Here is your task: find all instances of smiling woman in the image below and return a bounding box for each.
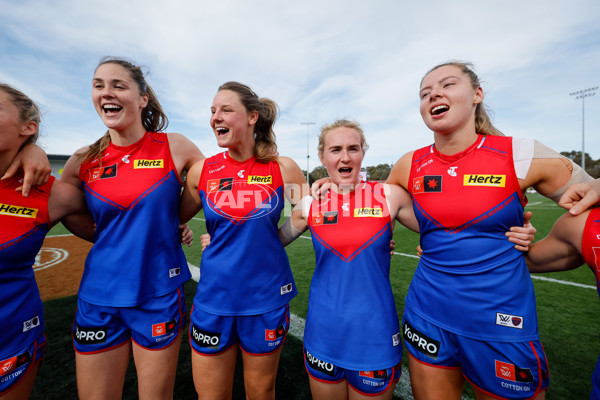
[179,81,309,400]
[56,56,205,400]
[387,61,596,400]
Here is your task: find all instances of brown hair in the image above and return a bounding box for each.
[0,83,41,147]
[217,82,278,163]
[318,119,369,158]
[82,57,169,163]
[422,61,504,136]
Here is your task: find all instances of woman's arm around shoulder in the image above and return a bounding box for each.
[526,210,588,273]
[55,147,96,242]
[180,159,205,223]
[277,156,309,207]
[48,179,95,242]
[167,132,206,177]
[386,151,414,191]
[520,140,592,202]
[278,201,310,247]
[2,143,52,197]
[60,148,87,189]
[384,183,419,233]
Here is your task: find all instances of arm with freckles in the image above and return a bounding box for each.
[57,149,96,242]
[526,211,587,273]
[179,159,204,224]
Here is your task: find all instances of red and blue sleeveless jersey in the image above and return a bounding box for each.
[78,132,190,306]
[0,175,53,356]
[305,182,402,370]
[582,208,600,296]
[405,134,538,341]
[194,152,296,315]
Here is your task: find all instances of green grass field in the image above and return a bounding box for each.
[33,192,599,399]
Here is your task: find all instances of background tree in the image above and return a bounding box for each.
[366,163,393,181]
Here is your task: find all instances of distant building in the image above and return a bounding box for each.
[48,154,70,177]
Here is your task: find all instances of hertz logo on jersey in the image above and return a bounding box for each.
[354,208,383,217]
[133,159,164,169]
[463,174,506,187]
[247,175,272,184]
[0,203,38,218]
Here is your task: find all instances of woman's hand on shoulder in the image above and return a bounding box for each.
[560,179,600,215]
[2,143,51,197]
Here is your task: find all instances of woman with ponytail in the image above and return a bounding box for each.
[59,57,204,399]
[180,82,308,399]
[385,61,594,400]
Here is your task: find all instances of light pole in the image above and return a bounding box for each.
[301,122,315,183]
[570,87,598,171]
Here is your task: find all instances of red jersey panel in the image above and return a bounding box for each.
[582,207,600,291]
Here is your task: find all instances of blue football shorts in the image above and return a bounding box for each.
[304,346,401,395]
[189,303,290,355]
[403,308,549,400]
[73,285,187,354]
[0,332,46,395]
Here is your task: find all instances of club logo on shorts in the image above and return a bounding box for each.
[0,203,38,218]
[305,349,335,377]
[413,175,442,194]
[280,283,293,295]
[392,332,401,347]
[88,164,117,182]
[495,360,533,383]
[0,351,32,377]
[168,267,181,278]
[152,319,177,337]
[22,316,40,332]
[496,313,524,329]
[265,324,285,341]
[74,325,108,345]
[359,370,388,379]
[403,321,440,359]
[190,324,221,349]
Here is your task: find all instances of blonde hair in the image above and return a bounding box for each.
[81,57,169,163]
[318,119,369,158]
[423,61,504,136]
[217,82,278,163]
[0,83,41,147]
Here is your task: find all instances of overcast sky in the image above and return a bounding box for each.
[2,0,599,172]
